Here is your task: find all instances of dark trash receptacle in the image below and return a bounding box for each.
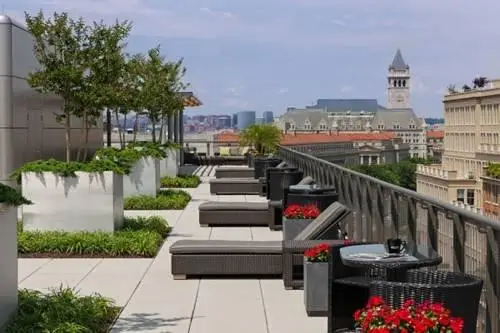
[253,157,282,179]
[268,169,303,202]
[284,185,339,212]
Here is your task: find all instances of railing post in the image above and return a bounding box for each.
[486,228,500,333]
[427,205,439,251]
[452,214,466,273]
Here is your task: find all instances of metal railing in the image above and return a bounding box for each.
[277,145,500,333]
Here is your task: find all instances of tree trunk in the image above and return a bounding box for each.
[83,116,91,161]
[114,109,124,149]
[122,113,128,146]
[76,110,86,162]
[65,110,71,163]
[132,112,139,143]
[151,119,157,143]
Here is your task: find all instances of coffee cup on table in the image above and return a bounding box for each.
[386,238,406,254]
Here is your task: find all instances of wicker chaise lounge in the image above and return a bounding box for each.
[209,161,287,195]
[199,176,314,228]
[170,202,351,280]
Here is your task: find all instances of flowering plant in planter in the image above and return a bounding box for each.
[354,296,464,333]
[283,204,320,219]
[304,243,329,262]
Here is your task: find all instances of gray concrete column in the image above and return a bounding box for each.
[173,111,179,144]
[0,21,14,185]
[167,114,173,142]
[179,109,184,165]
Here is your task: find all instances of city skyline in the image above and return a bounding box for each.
[6,0,500,118]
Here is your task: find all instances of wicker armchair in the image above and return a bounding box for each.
[370,270,483,333]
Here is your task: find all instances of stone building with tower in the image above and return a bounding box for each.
[278,49,427,158]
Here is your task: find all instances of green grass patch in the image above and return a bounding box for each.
[160,175,201,188]
[18,216,171,258]
[124,189,191,210]
[4,287,120,333]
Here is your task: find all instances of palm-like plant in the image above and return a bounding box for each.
[473,77,488,89]
[462,84,471,92]
[239,124,282,155]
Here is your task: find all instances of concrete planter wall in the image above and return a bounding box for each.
[22,171,124,232]
[303,261,329,316]
[283,218,314,240]
[123,157,160,197]
[159,150,178,178]
[0,205,18,327]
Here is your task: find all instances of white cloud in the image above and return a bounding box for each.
[222,98,249,109]
[277,88,288,94]
[331,19,346,26]
[340,85,353,93]
[225,86,245,96]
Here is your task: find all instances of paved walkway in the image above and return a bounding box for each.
[18,177,327,333]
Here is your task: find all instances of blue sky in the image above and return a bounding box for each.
[6,0,500,117]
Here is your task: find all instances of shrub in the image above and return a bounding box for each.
[10,158,128,184]
[0,183,33,206]
[124,189,191,210]
[160,175,201,188]
[123,215,171,237]
[18,216,170,257]
[4,287,119,333]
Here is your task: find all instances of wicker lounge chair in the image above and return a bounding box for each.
[209,161,288,195]
[199,176,314,228]
[215,166,255,179]
[170,201,351,280]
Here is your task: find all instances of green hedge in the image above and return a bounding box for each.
[18,216,171,258]
[4,287,119,333]
[160,175,201,188]
[124,189,191,210]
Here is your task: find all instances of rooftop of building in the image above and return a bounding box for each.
[214,131,395,145]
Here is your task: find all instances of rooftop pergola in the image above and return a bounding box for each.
[180,91,202,107]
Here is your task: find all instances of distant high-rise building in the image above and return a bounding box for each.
[232,113,238,128]
[236,110,256,130]
[262,111,274,124]
[255,117,264,124]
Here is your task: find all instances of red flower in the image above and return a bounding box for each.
[283,204,320,219]
[304,243,329,262]
[353,297,464,333]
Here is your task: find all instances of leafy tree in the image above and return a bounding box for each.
[239,124,282,155]
[138,47,187,143]
[25,11,89,162]
[80,19,131,157]
[462,84,471,92]
[447,84,456,94]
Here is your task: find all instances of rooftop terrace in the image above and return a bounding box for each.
[17,144,500,332]
[18,171,327,333]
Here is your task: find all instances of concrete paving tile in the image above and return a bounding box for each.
[251,227,282,241]
[190,280,267,333]
[18,258,52,282]
[260,280,327,333]
[76,259,152,306]
[111,278,199,333]
[209,227,251,240]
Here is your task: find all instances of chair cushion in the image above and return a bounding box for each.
[219,147,230,156]
[294,202,351,240]
[297,176,314,185]
[170,240,282,254]
[200,202,268,211]
[209,178,259,184]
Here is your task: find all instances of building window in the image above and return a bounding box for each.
[457,189,475,206]
[393,123,401,129]
[377,124,385,130]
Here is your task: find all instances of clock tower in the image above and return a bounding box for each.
[387,49,410,109]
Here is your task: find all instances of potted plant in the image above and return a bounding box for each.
[239,124,283,178]
[0,183,33,326]
[282,204,320,240]
[354,296,464,333]
[303,243,330,316]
